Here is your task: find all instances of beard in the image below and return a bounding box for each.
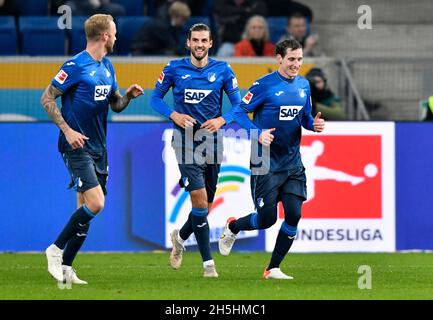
[106,42,114,54]
[191,48,208,61]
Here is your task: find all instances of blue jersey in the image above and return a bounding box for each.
[51,50,118,154]
[152,57,239,126]
[236,71,315,172]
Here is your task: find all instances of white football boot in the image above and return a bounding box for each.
[263,268,294,280]
[218,217,237,256]
[45,244,64,282]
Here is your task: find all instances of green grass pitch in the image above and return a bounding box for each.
[1,252,432,300]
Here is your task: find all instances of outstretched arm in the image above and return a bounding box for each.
[109,84,143,113]
[40,84,89,149]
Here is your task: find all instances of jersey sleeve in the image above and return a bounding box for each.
[232,80,265,133]
[223,63,240,96]
[239,80,266,112]
[154,62,174,95]
[301,84,315,131]
[150,62,175,119]
[51,60,80,93]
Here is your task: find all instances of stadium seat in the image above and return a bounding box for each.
[68,16,88,55]
[19,17,66,56]
[15,0,49,16]
[0,16,17,55]
[111,0,144,16]
[116,16,150,55]
[267,17,288,44]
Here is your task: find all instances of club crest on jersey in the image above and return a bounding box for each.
[105,69,111,77]
[54,69,68,84]
[184,89,212,104]
[94,85,111,101]
[242,91,253,104]
[208,72,216,82]
[298,88,306,98]
[158,71,165,84]
[279,105,303,120]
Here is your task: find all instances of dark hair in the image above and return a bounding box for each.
[187,23,212,40]
[288,12,307,25]
[275,39,302,57]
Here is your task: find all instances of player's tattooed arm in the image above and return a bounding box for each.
[40,84,70,133]
[109,84,143,113]
[41,84,88,149]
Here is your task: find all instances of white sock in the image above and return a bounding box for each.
[62,265,72,271]
[203,259,215,268]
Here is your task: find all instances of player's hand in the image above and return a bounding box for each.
[200,117,226,133]
[64,128,89,149]
[170,111,197,129]
[258,128,276,146]
[313,112,325,132]
[125,84,144,99]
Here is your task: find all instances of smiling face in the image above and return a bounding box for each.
[187,30,213,62]
[277,47,303,79]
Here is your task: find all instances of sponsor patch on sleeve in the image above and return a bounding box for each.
[232,77,238,89]
[242,91,253,104]
[54,69,68,85]
[157,71,165,84]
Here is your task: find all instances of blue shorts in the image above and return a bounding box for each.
[178,163,221,203]
[251,167,307,210]
[61,149,108,195]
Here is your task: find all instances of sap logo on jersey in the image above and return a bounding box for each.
[279,105,303,120]
[94,85,111,101]
[184,89,212,104]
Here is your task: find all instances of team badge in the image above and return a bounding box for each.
[208,72,216,82]
[299,88,306,98]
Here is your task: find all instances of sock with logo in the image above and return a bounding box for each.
[179,211,193,241]
[268,193,302,270]
[62,223,90,266]
[229,212,258,234]
[54,205,95,250]
[191,207,212,262]
[268,222,297,269]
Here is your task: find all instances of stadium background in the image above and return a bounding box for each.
[1,0,433,254]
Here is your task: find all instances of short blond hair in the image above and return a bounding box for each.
[85,14,114,41]
[168,1,191,19]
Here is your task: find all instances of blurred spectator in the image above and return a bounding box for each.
[234,15,275,57]
[214,0,267,57]
[279,12,322,57]
[155,0,209,17]
[61,0,126,17]
[422,96,433,121]
[266,0,312,21]
[0,0,18,17]
[131,1,191,56]
[306,68,345,120]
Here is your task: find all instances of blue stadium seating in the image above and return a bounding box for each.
[19,17,65,56]
[111,0,144,16]
[0,16,17,55]
[68,16,88,55]
[267,17,288,44]
[116,16,150,55]
[15,0,49,16]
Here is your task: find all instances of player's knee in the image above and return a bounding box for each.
[86,198,105,214]
[257,207,278,229]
